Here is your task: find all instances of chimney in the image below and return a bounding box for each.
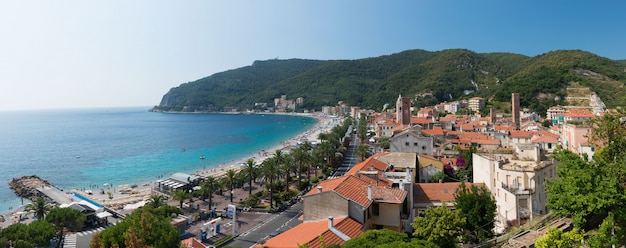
[367,186,372,200]
[317,186,323,193]
[328,216,334,229]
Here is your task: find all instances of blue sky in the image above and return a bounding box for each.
[1,1,625,111]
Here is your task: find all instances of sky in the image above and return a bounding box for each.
[1,1,625,111]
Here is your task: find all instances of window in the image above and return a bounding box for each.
[405,142,409,146]
[422,146,426,150]
[413,142,418,146]
[372,203,380,216]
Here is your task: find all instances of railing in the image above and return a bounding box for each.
[501,182,532,195]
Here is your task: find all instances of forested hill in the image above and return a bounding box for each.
[153,49,626,115]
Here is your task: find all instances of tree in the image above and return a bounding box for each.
[546,148,626,227]
[260,157,280,208]
[281,153,295,192]
[342,229,438,248]
[0,220,55,248]
[146,194,166,209]
[225,169,237,202]
[243,158,257,195]
[412,203,465,248]
[95,208,180,248]
[453,183,496,243]
[378,136,390,150]
[356,144,370,162]
[46,207,86,248]
[428,171,449,183]
[24,197,54,219]
[172,189,191,209]
[534,227,583,248]
[202,176,219,210]
[291,147,309,190]
[589,108,626,164]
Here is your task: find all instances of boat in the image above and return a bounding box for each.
[200,155,205,159]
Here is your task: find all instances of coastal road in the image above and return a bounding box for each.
[226,201,303,248]
[333,132,359,177]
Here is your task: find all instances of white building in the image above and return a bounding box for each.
[473,144,557,229]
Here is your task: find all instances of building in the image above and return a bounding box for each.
[560,123,594,160]
[546,106,566,122]
[468,97,486,112]
[473,144,558,227]
[396,95,411,125]
[413,182,485,212]
[258,217,363,248]
[512,93,520,129]
[302,174,409,233]
[389,129,434,155]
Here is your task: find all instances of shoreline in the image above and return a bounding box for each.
[79,113,339,210]
[2,113,341,224]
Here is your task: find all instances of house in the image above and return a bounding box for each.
[302,174,409,233]
[560,123,594,160]
[389,129,434,155]
[417,155,444,183]
[473,144,558,228]
[257,216,363,248]
[413,182,485,213]
[531,133,559,154]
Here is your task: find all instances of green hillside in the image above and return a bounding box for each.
[153,49,626,115]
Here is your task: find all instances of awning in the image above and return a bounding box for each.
[96,211,113,218]
[159,178,186,189]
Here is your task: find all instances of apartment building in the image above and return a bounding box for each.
[473,144,557,227]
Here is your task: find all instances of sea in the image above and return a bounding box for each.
[0,107,317,212]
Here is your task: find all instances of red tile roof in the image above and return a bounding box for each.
[531,135,558,144]
[413,182,485,206]
[346,153,389,175]
[410,117,434,125]
[422,127,444,136]
[305,174,394,208]
[562,109,595,118]
[509,130,536,138]
[257,216,363,248]
[370,186,407,204]
[439,115,458,122]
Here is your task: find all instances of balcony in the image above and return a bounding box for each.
[501,182,533,195]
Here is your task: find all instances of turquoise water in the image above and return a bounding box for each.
[0,107,317,212]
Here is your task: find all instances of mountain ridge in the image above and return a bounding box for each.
[154,49,626,115]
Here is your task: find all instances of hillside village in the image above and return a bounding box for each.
[258,89,608,247]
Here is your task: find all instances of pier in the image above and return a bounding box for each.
[9,175,72,205]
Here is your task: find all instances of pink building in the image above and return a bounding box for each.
[560,123,594,160]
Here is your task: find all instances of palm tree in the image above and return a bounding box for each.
[225,169,237,202]
[202,176,218,210]
[260,157,280,208]
[281,154,295,192]
[146,194,166,209]
[25,197,53,219]
[242,159,257,195]
[299,140,313,152]
[291,147,309,189]
[172,189,191,209]
[357,144,371,162]
[317,141,335,170]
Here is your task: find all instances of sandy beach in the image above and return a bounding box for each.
[65,114,339,214]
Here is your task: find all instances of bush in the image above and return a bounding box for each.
[214,234,233,246]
